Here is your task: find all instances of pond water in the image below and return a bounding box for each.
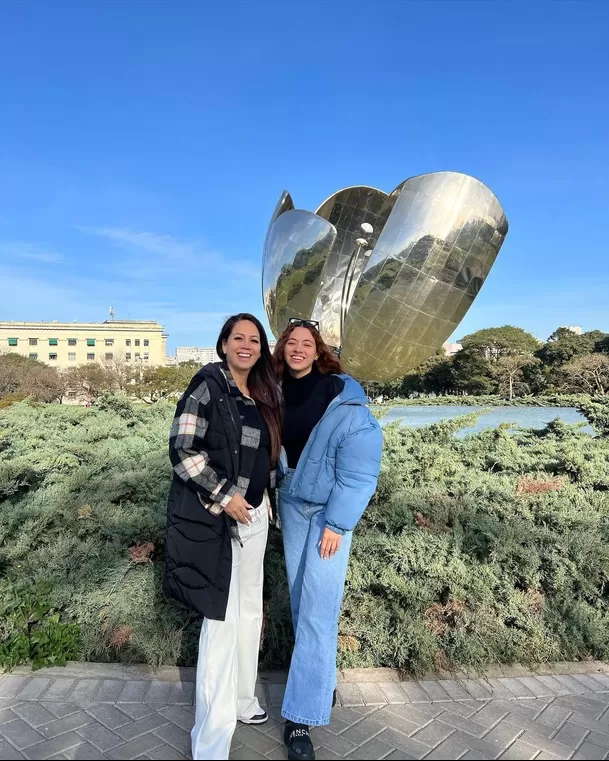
[379,405,594,436]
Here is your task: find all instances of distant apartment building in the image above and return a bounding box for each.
[561,325,583,335]
[443,342,463,356]
[173,343,276,366]
[0,320,167,369]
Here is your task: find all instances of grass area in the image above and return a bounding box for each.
[1,397,608,674]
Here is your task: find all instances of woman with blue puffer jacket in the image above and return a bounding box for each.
[273,318,383,761]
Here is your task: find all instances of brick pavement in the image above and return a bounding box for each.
[1,665,608,760]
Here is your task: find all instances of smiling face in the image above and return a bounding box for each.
[284,326,318,378]
[222,319,261,374]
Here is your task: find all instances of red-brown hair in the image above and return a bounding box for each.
[273,324,343,378]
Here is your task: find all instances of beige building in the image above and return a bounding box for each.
[174,343,277,365]
[0,320,167,369]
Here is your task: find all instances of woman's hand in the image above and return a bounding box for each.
[224,493,252,524]
[320,527,342,560]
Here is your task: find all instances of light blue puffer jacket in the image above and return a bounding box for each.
[279,374,383,534]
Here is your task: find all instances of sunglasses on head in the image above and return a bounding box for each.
[288,317,320,330]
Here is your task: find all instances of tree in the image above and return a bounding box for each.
[101,353,134,391]
[460,326,540,360]
[63,364,115,400]
[491,354,541,400]
[450,347,497,395]
[537,328,609,367]
[559,354,609,395]
[0,353,64,403]
[133,366,191,403]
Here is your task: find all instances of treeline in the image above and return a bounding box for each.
[367,326,609,400]
[0,352,202,406]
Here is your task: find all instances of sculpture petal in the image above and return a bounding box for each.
[262,208,336,339]
[342,172,508,381]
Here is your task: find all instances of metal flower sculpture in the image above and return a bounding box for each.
[262,171,508,381]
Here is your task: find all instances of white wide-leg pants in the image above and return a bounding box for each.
[191,500,269,760]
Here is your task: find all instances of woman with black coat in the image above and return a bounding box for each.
[163,313,282,760]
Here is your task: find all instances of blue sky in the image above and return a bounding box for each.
[1,0,608,352]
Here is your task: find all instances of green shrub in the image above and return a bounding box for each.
[1,399,608,673]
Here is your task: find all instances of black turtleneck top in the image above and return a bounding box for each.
[283,368,342,468]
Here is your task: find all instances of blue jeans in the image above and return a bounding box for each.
[278,469,353,726]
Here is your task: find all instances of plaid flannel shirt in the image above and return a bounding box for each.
[169,364,272,515]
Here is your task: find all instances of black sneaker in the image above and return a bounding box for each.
[239,710,268,725]
[284,721,315,761]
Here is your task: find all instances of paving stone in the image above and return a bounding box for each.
[437,680,472,701]
[340,716,386,746]
[12,703,57,729]
[157,706,194,733]
[572,741,608,760]
[589,674,609,691]
[501,711,556,738]
[106,734,165,760]
[534,675,573,697]
[267,683,286,707]
[462,680,494,701]
[400,682,432,704]
[335,684,364,707]
[166,682,194,707]
[471,703,510,729]
[41,705,81,720]
[0,678,30,699]
[344,735,395,759]
[113,704,154,721]
[555,674,594,694]
[372,709,423,736]
[411,720,454,748]
[377,683,408,704]
[355,682,386,706]
[227,746,266,760]
[39,712,94,740]
[62,742,106,760]
[116,713,170,742]
[253,682,267,707]
[314,727,357,755]
[384,752,418,761]
[534,702,571,729]
[94,681,124,704]
[498,679,536,700]
[418,681,452,703]
[439,701,479,719]
[116,681,148,704]
[42,683,77,703]
[587,730,609,749]
[143,683,171,705]
[452,730,506,759]
[423,735,468,760]
[568,711,609,734]
[314,748,341,761]
[385,702,440,727]
[516,677,553,698]
[152,721,191,756]
[486,680,519,700]
[518,730,575,757]
[0,707,18,724]
[0,738,26,759]
[68,684,101,705]
[327,707,366,733]
[435,712,488,737]
[535,754,562,760]
[461,752,490,761]
[17,681,53,701]
[81,705,131,731]
[482,721,524,748]
[76,723,123,751]
[1,718,45,750]
[24,732,84,760]
[146,743,187,760]
[498,740,540,759]
[377,729,430,759]
[552,720,590,749]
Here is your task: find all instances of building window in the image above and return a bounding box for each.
[29,338,38,346]
[68,338,77,346]
[105,339,114,346]
[135,352,141,359]
[68,352,76,361]
[143,352,149,361]
[125,353,131,361]
[49,353,58,361]
[87,338,95,346]
[49,338,58,346]
[126,339,131,346]
[135,339,140,347]
[8,337,18,346]
[67,390,77,398]
[105,352,113,361]
[87,353,95,361]
[29,353,38,361]
[144,339,149,347]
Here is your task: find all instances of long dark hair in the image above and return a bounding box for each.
[273,323,343,378]
[216,313,282,465]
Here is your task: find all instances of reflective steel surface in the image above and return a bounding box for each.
[262,172,508,381]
